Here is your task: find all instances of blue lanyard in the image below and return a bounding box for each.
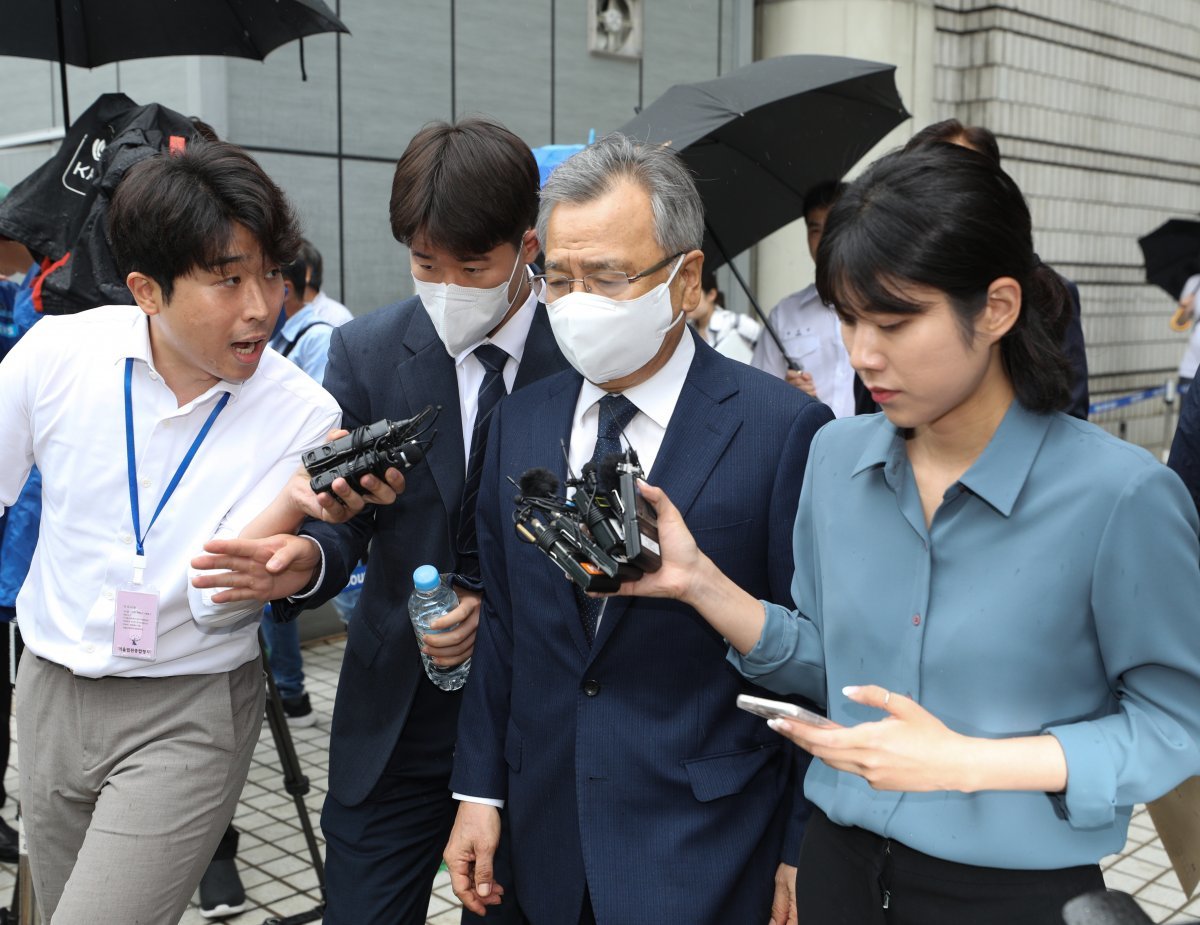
[124,358,230,557]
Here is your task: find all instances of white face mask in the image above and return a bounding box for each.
[547,256,685,384]
[413,249,525,356]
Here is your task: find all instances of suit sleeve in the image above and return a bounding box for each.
[274,326,375,620]
[765,398,833,866]
[450,400,515,800]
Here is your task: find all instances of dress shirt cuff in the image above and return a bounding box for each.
[1043,723,1118,829]
[726,601,797,676]
[453,793,505,809]
[286,536,327,602]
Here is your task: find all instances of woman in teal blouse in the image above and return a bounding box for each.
[621,144,1200,923]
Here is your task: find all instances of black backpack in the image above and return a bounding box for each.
[0,92,198,315]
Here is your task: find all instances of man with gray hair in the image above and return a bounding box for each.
[445,134,832,925]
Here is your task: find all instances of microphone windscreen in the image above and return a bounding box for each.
[518,467,560,499]
[581,461,596,479]
[597,453,623,493]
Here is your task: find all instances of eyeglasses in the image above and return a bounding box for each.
[531,252,683,303]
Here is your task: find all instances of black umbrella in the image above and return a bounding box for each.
[1139,218,1200,301]
[618,54,909,271]
[617,54,908,368]
[0,0,349,125]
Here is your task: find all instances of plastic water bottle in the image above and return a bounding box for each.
[407,565,469,691]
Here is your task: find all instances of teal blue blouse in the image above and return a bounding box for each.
[730,402,1200,870]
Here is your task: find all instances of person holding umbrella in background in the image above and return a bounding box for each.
[751,181,854,417]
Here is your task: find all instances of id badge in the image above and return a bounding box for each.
[113,583,160,661]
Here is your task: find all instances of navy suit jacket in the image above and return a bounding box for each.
[451,335,834,925]
[275,296,570,805]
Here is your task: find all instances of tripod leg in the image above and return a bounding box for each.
[258,628,325,925]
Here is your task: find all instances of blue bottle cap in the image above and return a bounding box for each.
[413,564,441,592]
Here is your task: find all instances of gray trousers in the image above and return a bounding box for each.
[15,651,264,924]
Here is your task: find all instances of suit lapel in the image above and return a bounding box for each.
[533,372,594,659]
[396,308,466,524]
[589,339,741,657]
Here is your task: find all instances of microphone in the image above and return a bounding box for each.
[511,467,622,591]
[571,462,624,556]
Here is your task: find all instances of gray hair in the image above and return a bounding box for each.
[536,133,704,256]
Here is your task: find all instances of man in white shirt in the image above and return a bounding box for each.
[299,238,354,326]
[750,181,855,418]
[1176,273,1200,384]
[0,141,348,925]
[444,134,833,925]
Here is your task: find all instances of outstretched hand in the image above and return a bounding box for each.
[191,533,322,604]
[765,685,971,793]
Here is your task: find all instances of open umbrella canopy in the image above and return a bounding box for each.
[0,0,347,67]
[618,54,909,269]
[0,0,348,124]
[1139,218,1200,301]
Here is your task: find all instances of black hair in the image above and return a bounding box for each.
[282,256,308,301]
[700,268,724,308]
[815,144,1072,413]
[389,117,539,255]
[905,118,1001,165]
[107,140,300,303]
[803,180,847,220]
[298,238,323,291]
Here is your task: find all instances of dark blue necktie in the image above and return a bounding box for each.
[576,393,639,645]
[456,343,510,579]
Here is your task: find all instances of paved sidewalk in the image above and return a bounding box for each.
[0,635,1195,923]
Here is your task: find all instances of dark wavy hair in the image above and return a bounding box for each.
[815,143,1072,413]
[389,117,538,253]
[107,140,300,303]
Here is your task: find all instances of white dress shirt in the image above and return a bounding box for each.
[1178,274,1200,379]
[455,328,695,810]
[700,308,760,365]
[750,283,854,418]
[0,305,340,678]
[451,288,538,461]
[306,290,354,326]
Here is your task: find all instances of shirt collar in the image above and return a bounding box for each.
[577,322,696,430]
[956,401,1053,516]
[114,308,243,403]
[278,302,319,340]
[453,285,538,367]
[852,401,1054,517]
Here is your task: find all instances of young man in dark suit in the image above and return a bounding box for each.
[197,117,568,924]
[445,134,834,925]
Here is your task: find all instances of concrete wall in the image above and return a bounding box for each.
[932,0,1200,453]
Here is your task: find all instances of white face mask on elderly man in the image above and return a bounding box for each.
[546,256,686,384]
[413,248,526,357]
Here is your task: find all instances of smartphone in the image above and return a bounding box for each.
[736,694,837,728]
